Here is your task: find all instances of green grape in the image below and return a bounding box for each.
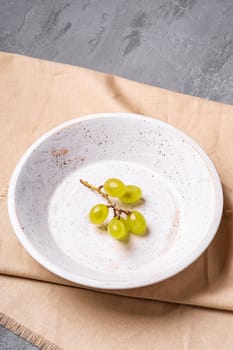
[127,211,147,235]
[103,178,126,198]
[120,185,142,204]
[107,217,128,240]
[89,204,109,225]
[119,217,129,233]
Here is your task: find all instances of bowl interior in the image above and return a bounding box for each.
[10,114,222,288]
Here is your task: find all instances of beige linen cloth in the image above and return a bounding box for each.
[0,52,233,349]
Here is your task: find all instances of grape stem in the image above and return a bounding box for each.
[80,179,131,218]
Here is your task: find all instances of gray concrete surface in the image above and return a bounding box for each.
[0,0,233,349]
[0,325,39,350]
[1,0,233,104]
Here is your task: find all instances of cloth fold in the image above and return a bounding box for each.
[0,52,232,313]
[1,275,233,350]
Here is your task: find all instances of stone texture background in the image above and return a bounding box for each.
[0,325,39,350]
[1,0,233,349]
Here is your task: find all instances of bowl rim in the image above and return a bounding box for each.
[8,112,223,289]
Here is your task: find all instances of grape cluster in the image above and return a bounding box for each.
[81,178,147,241]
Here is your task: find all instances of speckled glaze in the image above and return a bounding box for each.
[8,113,223,289]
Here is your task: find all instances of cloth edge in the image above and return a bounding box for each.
[0,312,63,350]
[1,50,232,109]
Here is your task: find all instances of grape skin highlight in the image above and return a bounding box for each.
[103,178,126,198]
[127,211,147,235]
[108,217,128,240]
[89,204,109,225]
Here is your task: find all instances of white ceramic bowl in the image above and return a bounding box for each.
[8,113,223,289]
